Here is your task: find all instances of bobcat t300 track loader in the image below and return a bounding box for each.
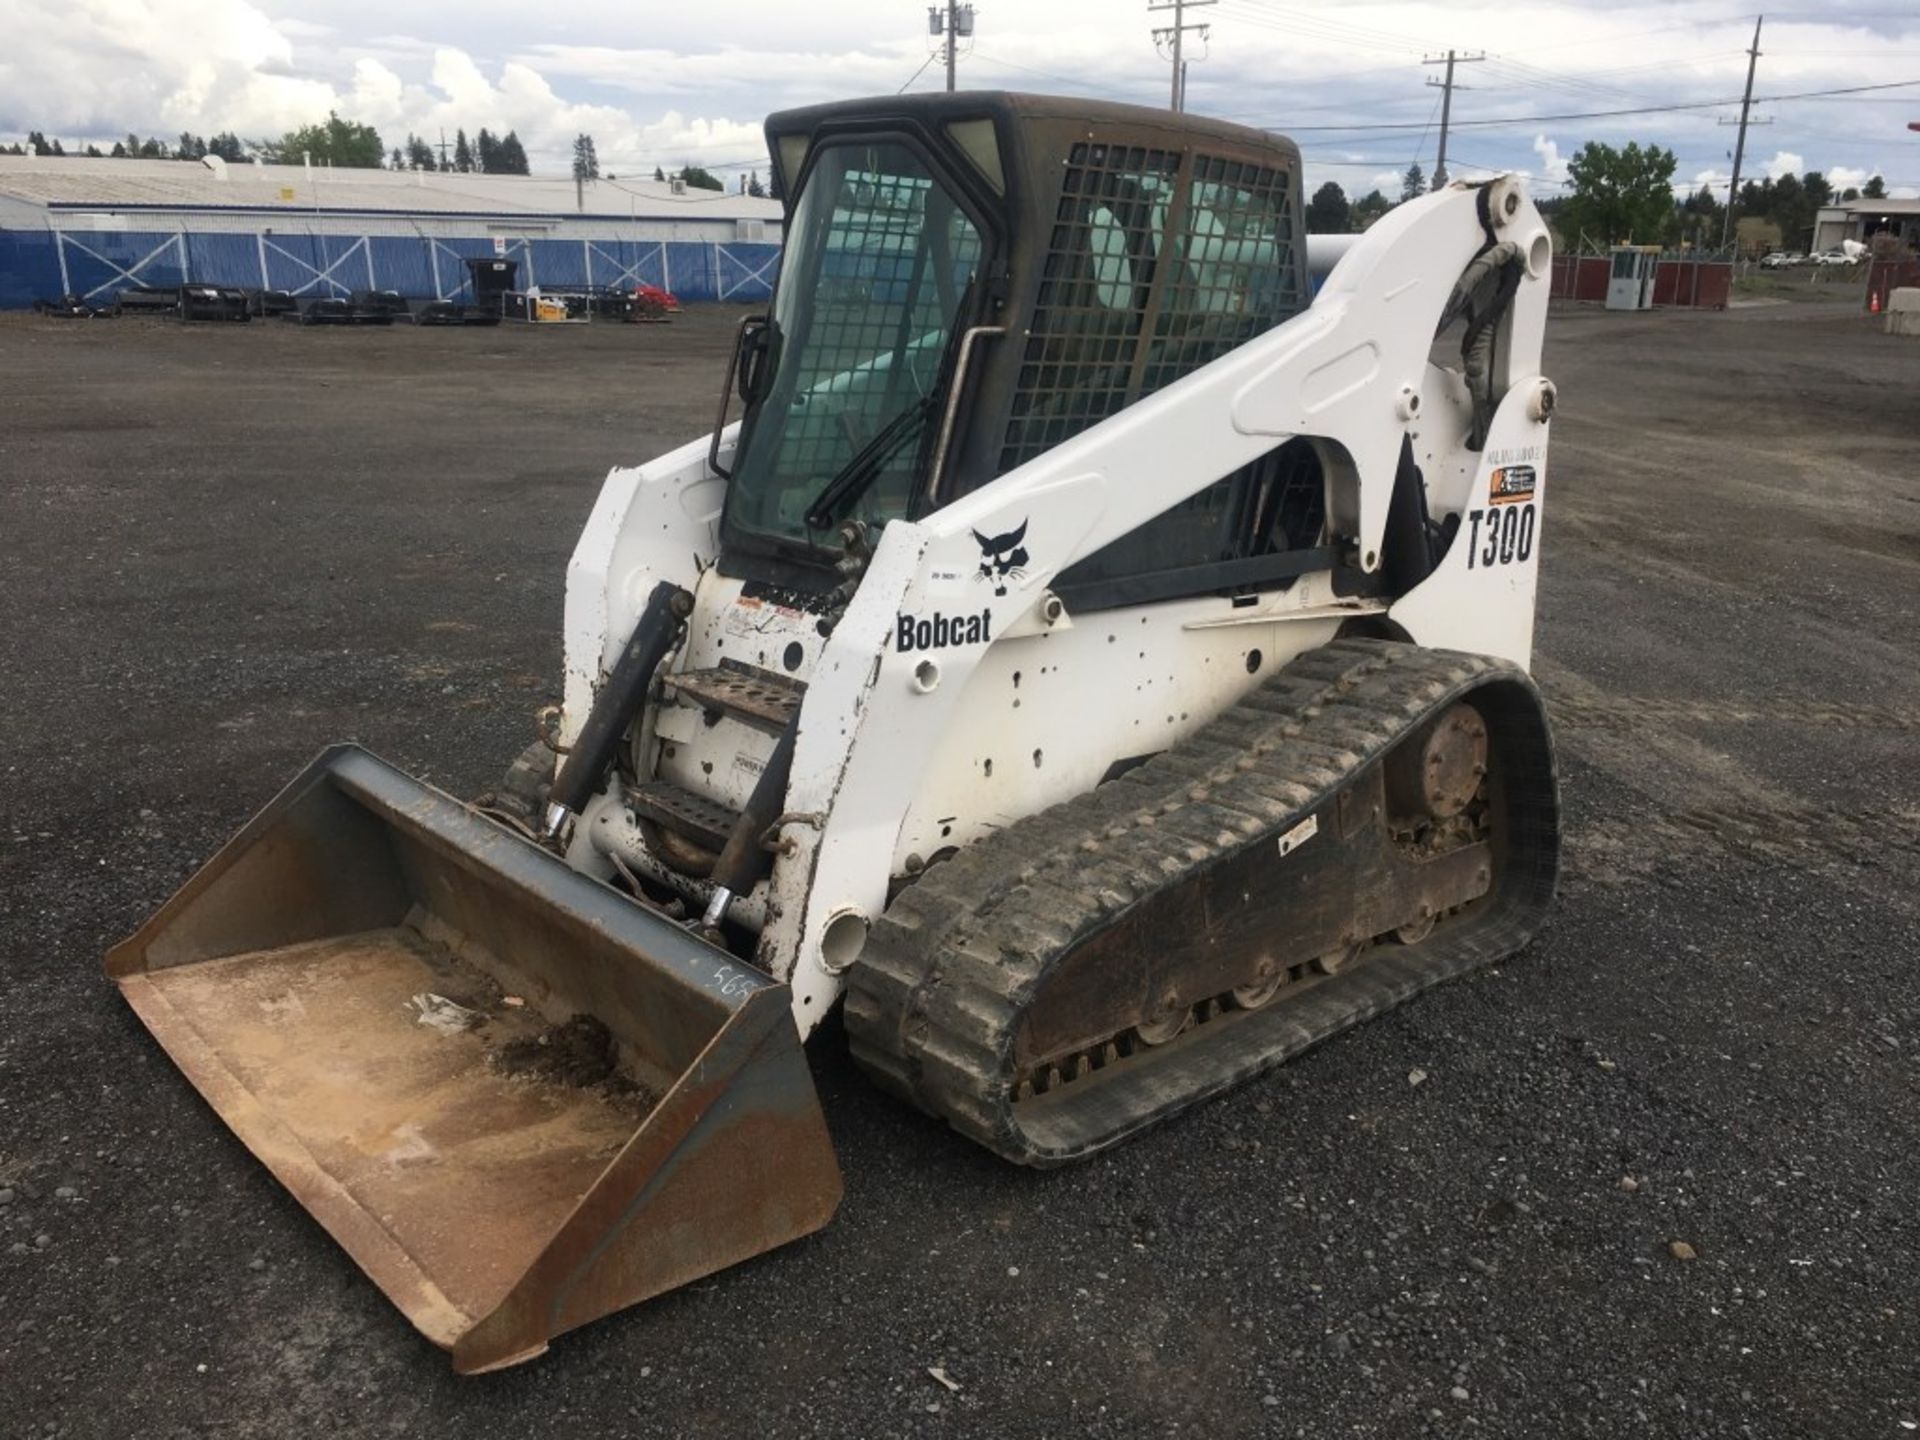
[110,93,1560,1371]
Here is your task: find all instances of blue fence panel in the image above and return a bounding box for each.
[425,237,506,300]
[527,238,587,290]
[4,225,783,307]
[716,243,781,302]
[0,229,64,307]
[585,239,668,292]
[57,230,187,301]
[663,242,716,302]
[181,231,263,289]
[258,231,374,296]
[365,235,436,298]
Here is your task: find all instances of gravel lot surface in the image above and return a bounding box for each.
[1,299,1916,1438]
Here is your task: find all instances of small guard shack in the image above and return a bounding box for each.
[1605,245,1660,311]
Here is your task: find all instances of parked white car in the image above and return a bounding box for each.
[1758,252,1803,269]
[1812,249,1860,267]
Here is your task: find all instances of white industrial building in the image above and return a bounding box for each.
[0,154,785,308]
[1811,196,1920,255]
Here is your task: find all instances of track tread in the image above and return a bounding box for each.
[846,639,1561,1165]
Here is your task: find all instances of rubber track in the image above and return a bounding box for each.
[845,638,1560,1166]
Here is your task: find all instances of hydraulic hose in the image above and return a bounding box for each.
[544,580,693,836]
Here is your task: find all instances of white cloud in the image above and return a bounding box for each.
[1764,151,1806,182]
[1827,165,1869,193]
[1531,134,1569,184]
[4,0,1920,186]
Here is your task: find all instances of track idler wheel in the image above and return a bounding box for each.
[1231,955,1287,1010]
[1313,941,1367,977]
[1133,990,1193,1045]
[1395,912,1437,945]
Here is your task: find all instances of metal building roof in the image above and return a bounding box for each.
[0,155,783,223]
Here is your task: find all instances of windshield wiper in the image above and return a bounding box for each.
[801,393,938,531]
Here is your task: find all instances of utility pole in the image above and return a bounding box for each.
[1423,49,1485,189]
[1721,15,1764,251]
[1148,0,1215,113]
[929,3,975,92]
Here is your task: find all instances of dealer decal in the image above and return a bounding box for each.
[1489,463,1536,505]
[897,608,993,652]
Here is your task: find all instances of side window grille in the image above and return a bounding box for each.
[1007,141,1316,609]
[1140,155,1302,396]
[999,142,1178,471]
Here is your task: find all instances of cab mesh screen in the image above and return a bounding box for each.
[1019,145,1315,602]
[1001,146,1302,475]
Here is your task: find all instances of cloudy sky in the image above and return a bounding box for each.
[3,0,1917,198]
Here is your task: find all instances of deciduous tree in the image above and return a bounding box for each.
[1351,189,1391,229]
[1557,140,1677,246]
[273,112,385,169]
[1305,180,1350,233]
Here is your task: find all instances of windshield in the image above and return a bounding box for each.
[727,140,984,550]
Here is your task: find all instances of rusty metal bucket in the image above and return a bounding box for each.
[106,745,842,1373]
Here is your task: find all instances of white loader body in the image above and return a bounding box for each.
[559,176,1555,1036]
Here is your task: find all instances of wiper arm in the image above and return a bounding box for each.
[802,394,937,531]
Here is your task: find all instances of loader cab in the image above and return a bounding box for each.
[719,93,1320,605]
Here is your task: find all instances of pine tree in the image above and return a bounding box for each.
[474,127,499,173]
[747,170,767,198]
[405,134,436,170]
[653,165,666,182]
[1400,163,1426,204]
[496,131,529,175]
[572,133,599,182]
[453,129,473,173]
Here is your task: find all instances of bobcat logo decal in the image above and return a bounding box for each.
[972,519,1030,598]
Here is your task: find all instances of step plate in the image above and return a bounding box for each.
[667,662,804,735]
[629,780,742,853]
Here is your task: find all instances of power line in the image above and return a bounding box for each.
[1260,76,1920,133]
[1405,92,1443,186]
[1223,0,1440,56]
[968,50,1110,90]
[1213,0,1424,57]
[898,53,938,93]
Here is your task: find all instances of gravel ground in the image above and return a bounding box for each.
[1,299,1916,1439]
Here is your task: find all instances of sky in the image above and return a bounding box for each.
[2,0,1917,199]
